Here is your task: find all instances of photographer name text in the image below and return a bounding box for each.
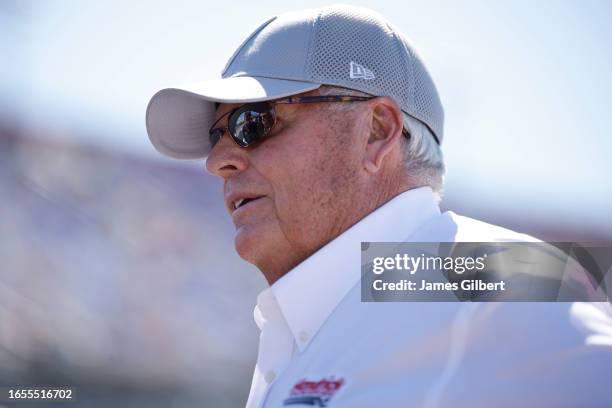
[371,253,506,292]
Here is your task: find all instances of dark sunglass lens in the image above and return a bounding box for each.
[229,104,275,147]
[209,128,224,147]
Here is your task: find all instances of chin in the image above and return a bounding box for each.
[234,223,271,265]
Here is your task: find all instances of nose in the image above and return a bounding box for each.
[205,132,249,179]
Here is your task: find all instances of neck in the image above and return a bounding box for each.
[259,181,411,285]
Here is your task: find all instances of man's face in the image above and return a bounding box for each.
[206,93,368,281]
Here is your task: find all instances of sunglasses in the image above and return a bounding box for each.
[208,95,410,149]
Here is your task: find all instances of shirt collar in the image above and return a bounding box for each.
[268,186,441,352]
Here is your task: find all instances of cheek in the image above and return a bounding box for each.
[259,142,350,239]
[250,114,363,242]
[274,181,333,250]
[271,158,321,219]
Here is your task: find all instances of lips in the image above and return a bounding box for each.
[233,197,261,210]
[226,193,265,213]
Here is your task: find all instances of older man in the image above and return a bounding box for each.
[146,5,611,407]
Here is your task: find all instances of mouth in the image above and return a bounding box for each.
[231,196,265,212]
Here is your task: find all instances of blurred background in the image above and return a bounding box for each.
[1,0,611,406]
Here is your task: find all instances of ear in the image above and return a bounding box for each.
[363,97,404,174]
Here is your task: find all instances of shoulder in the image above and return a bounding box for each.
[449,211,540,242]
[409,210,541,243]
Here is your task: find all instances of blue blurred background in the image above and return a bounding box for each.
[1,0,611,406]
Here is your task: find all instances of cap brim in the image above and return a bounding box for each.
[146,76,320,159]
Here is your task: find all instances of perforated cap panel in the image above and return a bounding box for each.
[304,5,443,143]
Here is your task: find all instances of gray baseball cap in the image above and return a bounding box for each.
[146,4,444,159]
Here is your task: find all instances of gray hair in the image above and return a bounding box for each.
[316,85,445,201]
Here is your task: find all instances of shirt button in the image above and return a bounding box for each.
[264,370,276,384]
[298,331,309,343]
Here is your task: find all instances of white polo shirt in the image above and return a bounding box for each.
[245,187,612,407]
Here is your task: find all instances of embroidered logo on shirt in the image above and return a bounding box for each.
[283,377,345,407]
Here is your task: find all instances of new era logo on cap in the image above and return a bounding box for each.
[349,61,375,80]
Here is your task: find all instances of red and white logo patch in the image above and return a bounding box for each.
[283,376,345,407]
